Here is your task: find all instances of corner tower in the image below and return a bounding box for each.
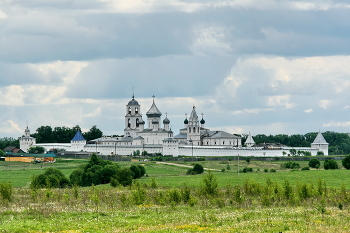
[124,95,144,138]
[311,131,329,155]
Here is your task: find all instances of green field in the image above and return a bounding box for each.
[1,157,350,232]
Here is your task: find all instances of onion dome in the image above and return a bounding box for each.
[25,127,30,132]
[128,95,139,105]
[163,117,170,124]
[200,118,205,124]
[139,119,145,124]
[152,118,159,124]
[184,118,188,124]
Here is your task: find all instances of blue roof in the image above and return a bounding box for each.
[71,130,86,141]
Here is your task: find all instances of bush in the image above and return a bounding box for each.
[186,164,204,175]
[201,171,218,196]
[309,158,320,168]
[270,169,276,173]
[342,155,350,169]
[31,168,70,189]
[246,158,251,164]
[0,182,13,202]
[281,162,300,169]
[324,160,339,170]
[317,151,324,156]
[264,168,268,173]
[116,168,134,186]
[243,167,253,173]
[301,166,310,171]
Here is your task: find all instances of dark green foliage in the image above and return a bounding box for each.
[28,146,45,154]
[186,163,204,175]
[130,165,141,179]
[309,158,320,168]
[324,160,339,170]
[245,157,251,163]
[0,182,13,202]
[0,137,19,151]
[301,167,310,171]
[82,125,103,141]
[242,167,253,173]
[201,171,218,196]
[31,168,70,189]
[342,155,350,169]
[117,168,133,186]
[270,169,276,173]
[32,125,103,143]
[69,153,124,186]
[281,162,300,169]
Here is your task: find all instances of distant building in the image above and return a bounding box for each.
[20,95,328,157]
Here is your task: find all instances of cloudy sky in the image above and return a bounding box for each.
[1,0,350,139]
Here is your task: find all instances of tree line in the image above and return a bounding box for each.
[242,131,350,155]
[30,125,103,143]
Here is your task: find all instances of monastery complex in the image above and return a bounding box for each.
[20,95,329,157]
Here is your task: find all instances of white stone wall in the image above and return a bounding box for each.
[20,137,36,152]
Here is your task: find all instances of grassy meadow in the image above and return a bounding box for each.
[1,157,350,232]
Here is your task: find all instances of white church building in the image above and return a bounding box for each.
[20,95,329,157]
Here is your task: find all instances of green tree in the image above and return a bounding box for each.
[116,168,133,186]
[32,126,53,143]
[31,168,70,189]
[28,146,45,154]
[246,157,251,163]
[83,125,103,141]
[342,155,350,169]
[289,149,297,156]
[324,160,339,170]
[187,164,204,175]
[309,158,320,168]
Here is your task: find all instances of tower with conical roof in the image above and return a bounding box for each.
[187,105,201,145]
[245,132,255,147]
[124,95,144,138]
[71,130,86,151]
[311,131,329,155]
[146,95,162,131]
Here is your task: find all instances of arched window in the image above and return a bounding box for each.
[223,141,225,145]
[136,118,139,127]
[193,127,196,133]
[189,128,191,133]
[128,107,131,114]
[128,119,131,127]
[135,107,139,114]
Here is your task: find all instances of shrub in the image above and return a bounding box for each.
[0,182,13,202]
[246,158,251,164]
[31,168,70,189]
[201,171,218,196]
[264,168,268,173]
[281,162,300,169]
[324,160,339,170]
[116,168,133,186]
[270,169,276,173]
[301,166,310,171]
[342,155,350,169]
[243,167,253,173]
[309,158,320,168]
[186,164,204,175]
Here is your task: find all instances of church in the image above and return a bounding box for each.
[19,95,329,157]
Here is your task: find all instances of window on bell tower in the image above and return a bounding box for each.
[128,107,131,114]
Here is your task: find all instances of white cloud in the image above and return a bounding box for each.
[323,121,350,128]
[267,95,296,109]
[84,106,102,118]
[319,99,331,109]
[192,26,232,55]
[0,10,7,19]
[0,85,25,106]
[304,108,313,113]
[230,108,274,115]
